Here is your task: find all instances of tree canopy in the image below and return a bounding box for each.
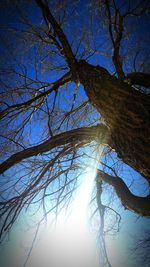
[0,0,150,265]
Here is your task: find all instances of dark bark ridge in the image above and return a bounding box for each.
[78,60,150,181]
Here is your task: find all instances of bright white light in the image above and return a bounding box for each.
[56,144,103,234]
[36,145,104,267]
[20,145,104,267]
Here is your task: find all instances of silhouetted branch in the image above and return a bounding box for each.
[0,124,109,174]
[0,71,71,120]
[96,170,150,216]
[35,0,78,80]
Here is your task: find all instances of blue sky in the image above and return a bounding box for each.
[0,1,150,266]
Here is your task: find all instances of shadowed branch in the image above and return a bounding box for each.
[96,170,150,216]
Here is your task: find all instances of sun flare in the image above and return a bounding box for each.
[55,145,104,234]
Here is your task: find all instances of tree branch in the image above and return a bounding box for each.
[96,170,150,216]
[126,72,150,88]
[0,124,109,174]
[105,0,125,79]
[35,0,78,80]
[0,71,71,120]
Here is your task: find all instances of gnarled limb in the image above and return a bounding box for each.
[96,170,150,216]
[0,124,109,174]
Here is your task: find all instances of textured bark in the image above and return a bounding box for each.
[78,60,150,181]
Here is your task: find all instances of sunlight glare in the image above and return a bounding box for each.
[56,145,103,234]
[21,145,104,267]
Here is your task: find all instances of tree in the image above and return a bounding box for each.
[0,0,150,265]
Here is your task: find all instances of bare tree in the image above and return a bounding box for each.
[0,0,150,265]
[131,230,150,266]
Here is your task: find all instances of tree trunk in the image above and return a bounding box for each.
[78,60,150,181]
